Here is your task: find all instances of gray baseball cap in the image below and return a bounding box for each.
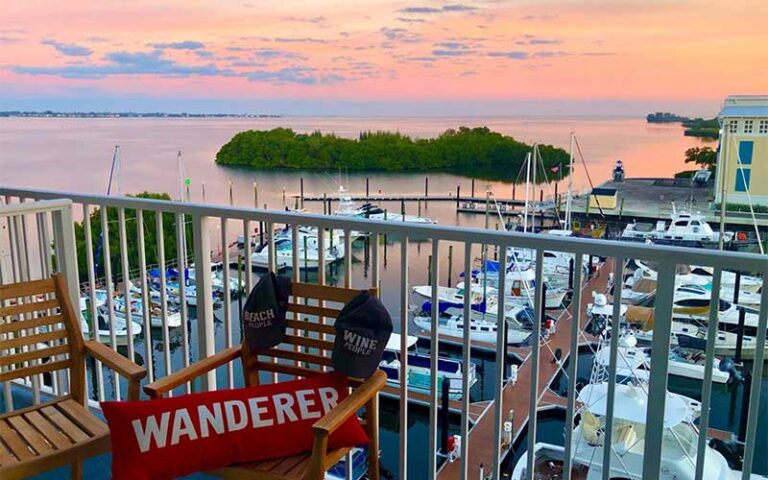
[241,272,291,351]
[332,291,393,378]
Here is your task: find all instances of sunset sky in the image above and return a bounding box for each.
[1,0,766,116]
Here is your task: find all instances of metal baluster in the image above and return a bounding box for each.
[117,208,135,367]
[192,214,216,392]
[100,206,120,399]
[266,222,277,383]
[155,211,172,396]
[741,267,768,479]
[136,210,154,383]
[459,241,473,479]
[641,262,677,479]
[694,267,721,480]
[601,257,624,480]
[82,204,105,402]
[344,230,352,286]
[428,239,440,478]
[399,235,410,480]
[175,212,190,393]
[494,246,509,479]
[562,253,584,480]
[244,220,254,295]
[526,250,544,480]
[222,217,233,388]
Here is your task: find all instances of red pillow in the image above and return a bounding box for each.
[101,372,369,480]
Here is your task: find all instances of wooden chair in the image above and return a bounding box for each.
[0,274,147,480]
[144,282,387,480]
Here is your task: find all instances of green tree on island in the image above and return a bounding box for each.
[215,127,570,182]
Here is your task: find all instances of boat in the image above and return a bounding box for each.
[591,300,768,362]
[378,333,478,400]
[621,205,734,248]
[512,382,748,479]
[326,447,368,480]
[251,228,344,270]
[611,159,625,182]
[333,186,435,224]
[412,310,532,345]
[79,298,141,346]
[512,322,746,479]
[593,331,730,384]
[620,273,763,309]
[627,260,763,294]
[110,293,183,328]
[472,261,569,309]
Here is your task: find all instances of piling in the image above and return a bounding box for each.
[253,183,258,208]
[440,378,450,455]
[447,246,453,287]
[418,199,422,217]
[568,258,575,290]
[323,193,328,215]
[456,185,461,208]
[554,182,558,202]
[734,272,744,362]
[512,183,516,200]
[300,177,304,209]
[366,177,370,197]
[237,255,243,315]
[401,199,406,221]
[282,187,286,207]
[471,179,476,197]
[201,182,206,203]
[540,189,543,202]
[229,180,234,206]
[425,177,429,200]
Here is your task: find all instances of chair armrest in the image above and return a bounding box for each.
[143,345,242,398]
[312,370,386,435]
[84,340,147,401]
[84,340,146,381]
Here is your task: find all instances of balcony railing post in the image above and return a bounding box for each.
[641,261,677,479]
[50,202,79,309]
[192,213,216,391]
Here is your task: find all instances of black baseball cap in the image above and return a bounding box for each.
[241,272,291,351]
[332,290,393,379]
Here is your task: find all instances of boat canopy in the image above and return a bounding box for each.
[578,382,690,428]
[385,333,419,352]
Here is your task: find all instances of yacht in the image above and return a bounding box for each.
[460,261,569,309]
[333,186,435,224]
[378,333,478,400]
[79,298,141,346]
[621,207,733,248]
[511,382,747,479]
[412,308,533,346]
[251,228,344,270]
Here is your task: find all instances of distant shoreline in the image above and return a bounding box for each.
[0,111,281,119]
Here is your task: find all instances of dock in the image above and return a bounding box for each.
[437,259,612,478]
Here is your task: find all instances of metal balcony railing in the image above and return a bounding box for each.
[1,186,766,480]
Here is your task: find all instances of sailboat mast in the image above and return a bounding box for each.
[523,151,532,233]
[532,144,538,231]
[106,145,120,196]
[566,132,574,228]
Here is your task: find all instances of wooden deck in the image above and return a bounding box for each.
[437,260,612,479]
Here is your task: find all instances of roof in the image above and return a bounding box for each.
[719,95,768,118]
[578,382,691,427]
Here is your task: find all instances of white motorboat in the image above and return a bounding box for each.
[593,331,730,384]
[473,260,569,309]
[622,205,733,248]
[412,311,532,345]
[629,260,762,294]
[621,272,763,309]
[333,186,435,224]
[672,286,764,335]
[79,298,141,346]
[378,333,477,400]
[251,229,344,270]
[110,293,183,328]
[512,382,747,479]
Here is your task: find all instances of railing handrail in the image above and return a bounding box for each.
[0,198,73,217]
[2,185,765,272]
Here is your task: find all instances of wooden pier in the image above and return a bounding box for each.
[437,259,612,479]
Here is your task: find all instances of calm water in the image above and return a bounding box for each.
[0,116,715,207]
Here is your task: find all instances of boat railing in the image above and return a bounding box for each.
[1,185,766,480]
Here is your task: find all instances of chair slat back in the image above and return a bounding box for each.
[0,275,85,402]
[241,281,377,386]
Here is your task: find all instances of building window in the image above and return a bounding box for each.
[738,141,753,164]
[760,120,768,134]
[744,120,754,134]
[728,121,738,133]
[735,168,751,192]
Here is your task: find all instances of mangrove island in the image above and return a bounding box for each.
[214,127,570,182]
